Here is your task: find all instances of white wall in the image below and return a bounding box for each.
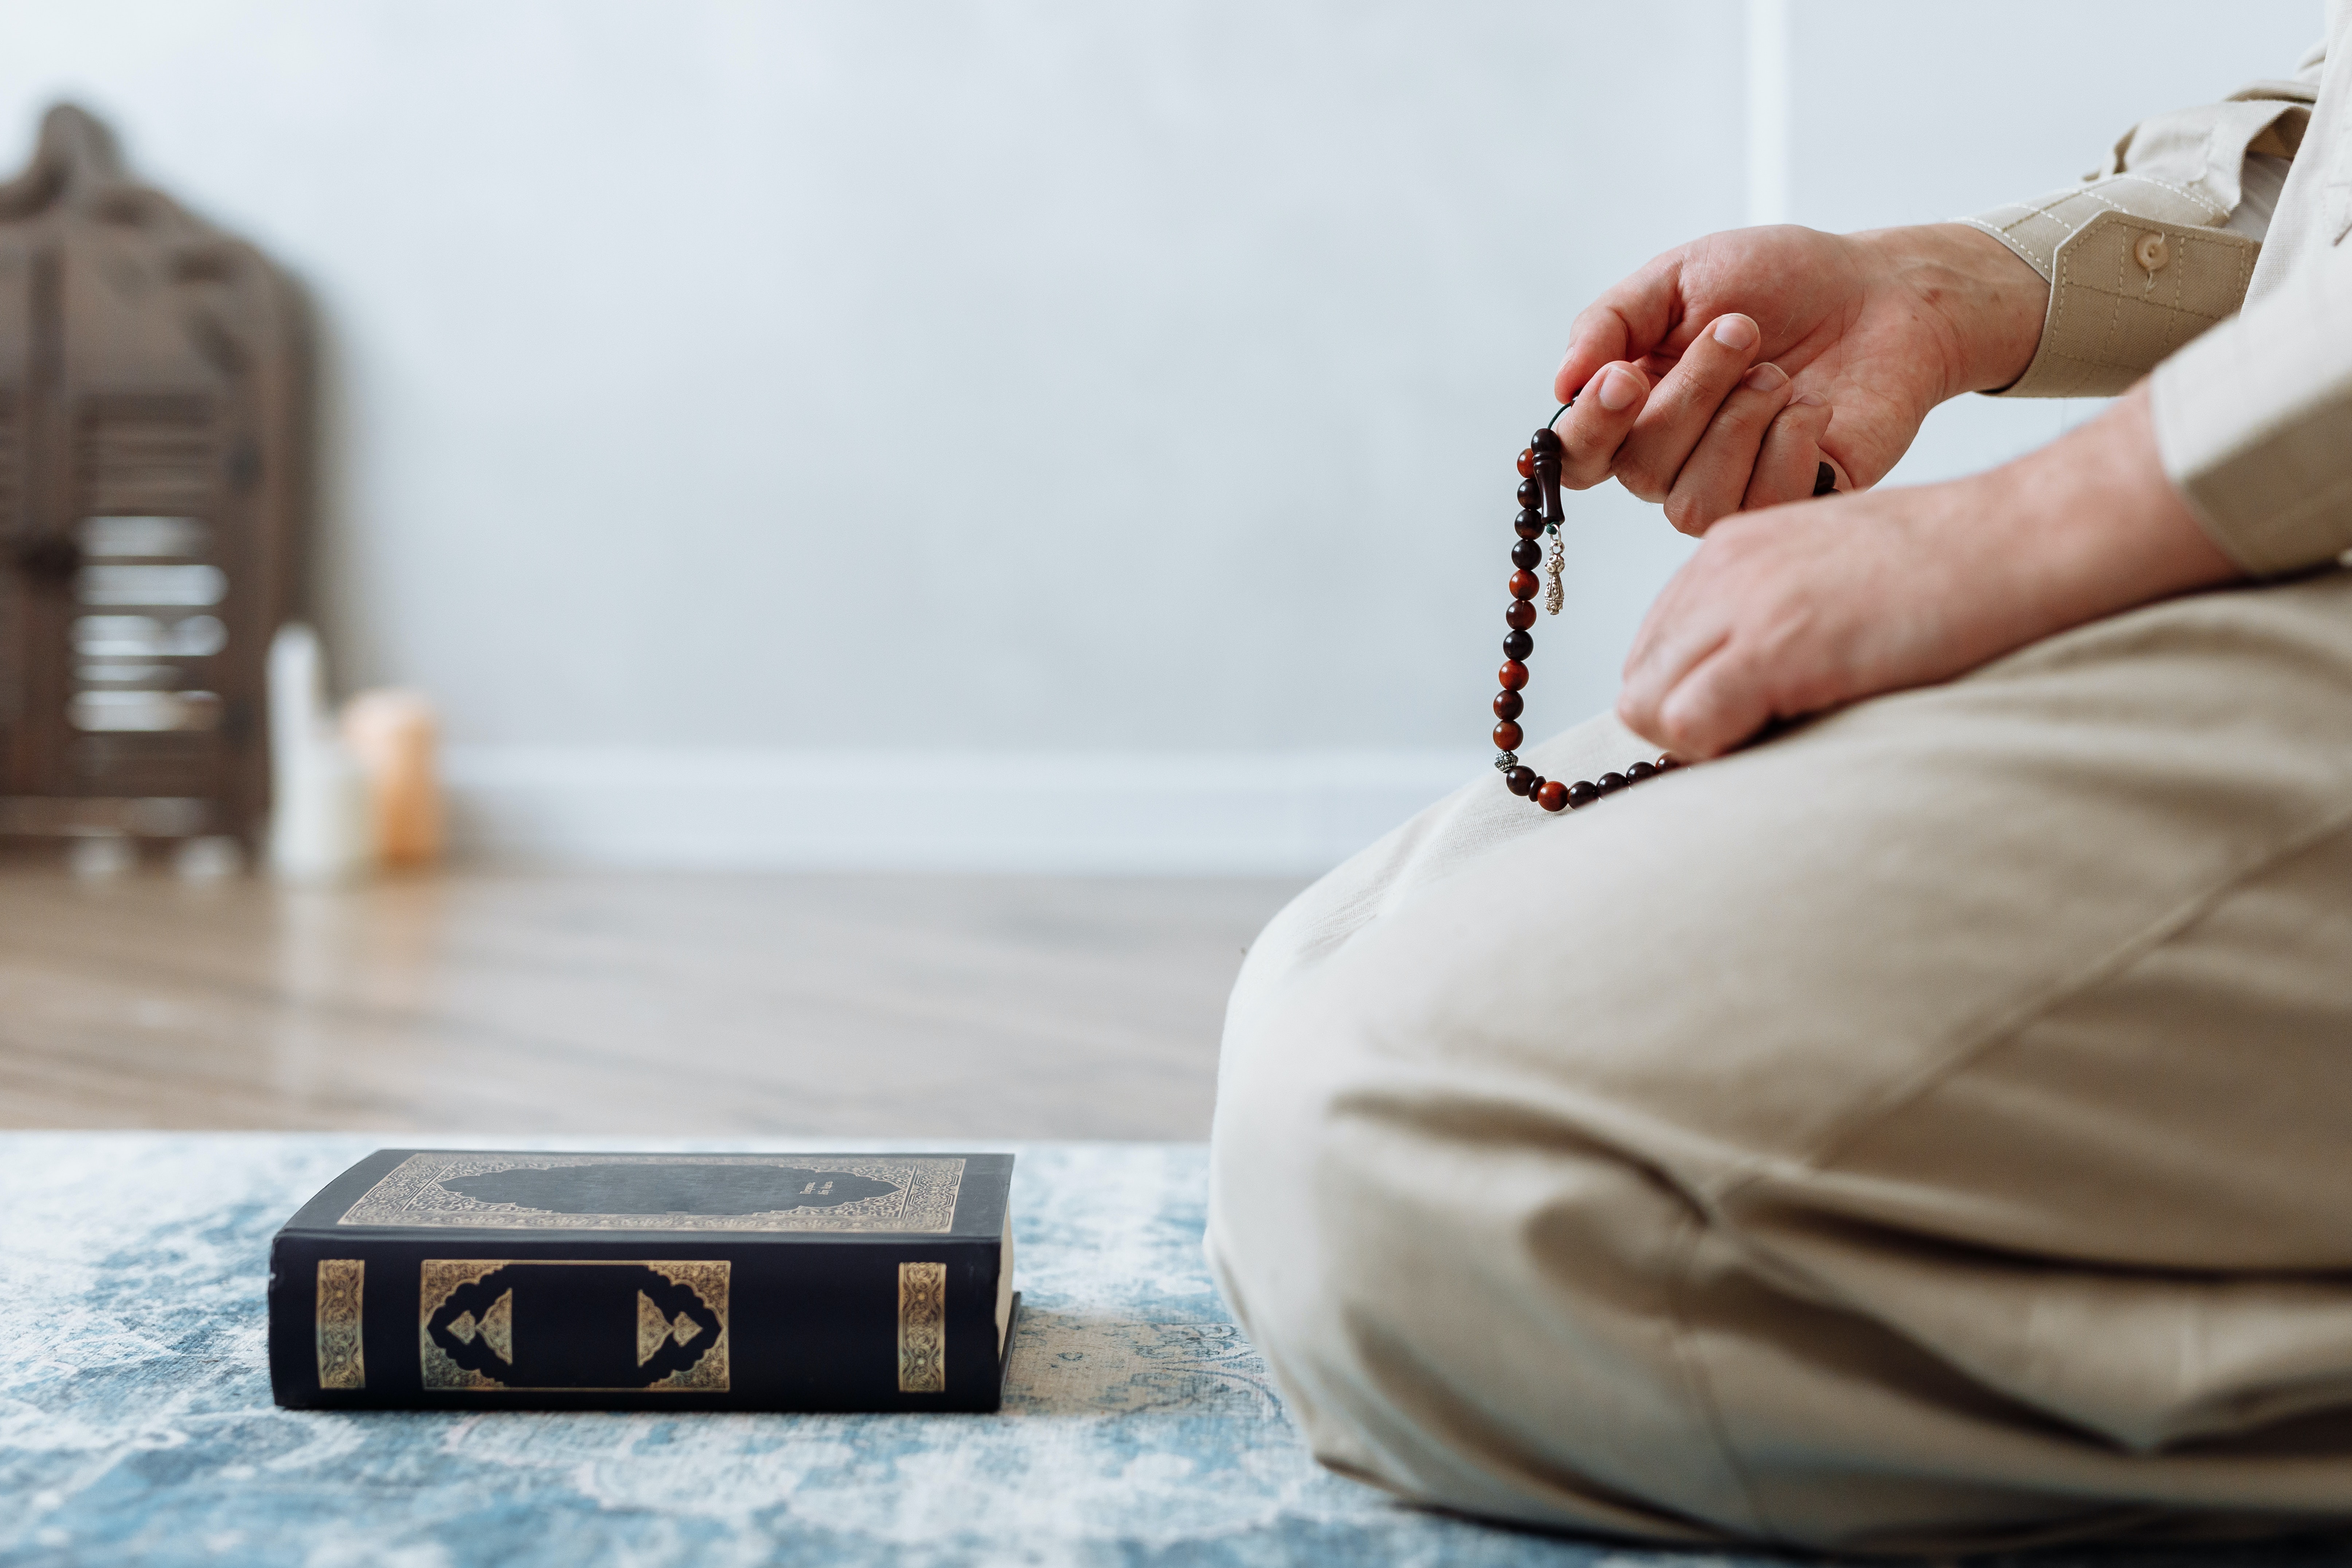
[0,0,2321,869]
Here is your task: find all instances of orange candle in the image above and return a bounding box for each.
[341,689,442,867]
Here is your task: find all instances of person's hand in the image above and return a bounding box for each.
[1551,223,2050,534]
[1615,386,2243,758]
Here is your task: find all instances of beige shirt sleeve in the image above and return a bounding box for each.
[2148,230,2352,576]
[1962,69,2319,400]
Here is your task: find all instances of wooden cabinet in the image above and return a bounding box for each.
[0,105,306,852]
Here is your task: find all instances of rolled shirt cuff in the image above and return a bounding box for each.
[1962,177,2260,399]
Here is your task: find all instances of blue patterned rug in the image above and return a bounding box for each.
[3,1134,2347,1567]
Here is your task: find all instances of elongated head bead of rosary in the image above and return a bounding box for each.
[1498,659,1528,690]
[1535,780,1569,812]
[1493,689,1523,721]
[1531,427,1561,455]
[1505,599,1535,630]
[1493,721,1523,751]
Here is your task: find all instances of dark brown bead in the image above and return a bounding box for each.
[1566,780,1598,808]
[1596,771,1628,794]
[1655,754,1681,771]
[1813,460,1837,497]
[1492,720,1523,751]
[1498,659,1528,691]
[1502,628,1532,660]
[1625,760,1657,782]
[1523,774,1546,798]
[1517,447,1535,479]
[1531,427,1561,455]
[1536,779,1568,812]
[1510,538,1541,570]
[1516,478,1541,509]
[1509,570,1539,601]
[1514,508,1545,540]
[1493,689,1523,721]
[1505,599,1535,630]
[1505,766,1535,795]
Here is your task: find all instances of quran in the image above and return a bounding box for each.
[267,1149,1017,1412]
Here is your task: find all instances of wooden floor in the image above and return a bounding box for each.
[0,865,1304,1138]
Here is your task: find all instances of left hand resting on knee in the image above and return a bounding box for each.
[1617,385,2245,760]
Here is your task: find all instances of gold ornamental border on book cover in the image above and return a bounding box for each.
[337,1152,966,1233]
[418,1259,731,1393]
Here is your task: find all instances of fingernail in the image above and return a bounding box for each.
[1598,365,1641,411]
[1711,314,1758,351]
[1741,361,1788,392]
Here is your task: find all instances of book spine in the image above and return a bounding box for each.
[268,1231,1007,1412]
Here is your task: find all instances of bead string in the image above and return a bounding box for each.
[1491,417,1680,812]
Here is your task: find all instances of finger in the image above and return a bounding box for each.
[1742,393,1835,510]
[1552,362,1651,490]
[1661,361,1795,536]
[1652,640,1778,759]
[1612,314,1767,503]
[1616,619,1729,751]
[1553,256,1683,405]
[1616,563,1731,742]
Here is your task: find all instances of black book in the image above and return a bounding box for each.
[267,1149,1017,1412]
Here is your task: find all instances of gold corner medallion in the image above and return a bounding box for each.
[315,1258,366,1390]
[898,1260,947,1393]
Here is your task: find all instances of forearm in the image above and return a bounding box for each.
[1959,384,2240,661]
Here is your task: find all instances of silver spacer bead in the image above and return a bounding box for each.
[1493,751,1519,772]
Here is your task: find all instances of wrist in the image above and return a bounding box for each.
[1851,223,2051,399]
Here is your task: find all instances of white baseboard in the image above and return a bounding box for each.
[439,747,1486,875]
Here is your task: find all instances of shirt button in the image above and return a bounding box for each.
[2134,232,2170,271]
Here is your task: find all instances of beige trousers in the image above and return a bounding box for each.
[1205,568,2352,1553]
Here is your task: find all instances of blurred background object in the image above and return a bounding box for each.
[341,686,440,867]
[0,101,304,867]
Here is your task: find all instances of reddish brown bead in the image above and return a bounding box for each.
[1505,599,1535,630]
[1509,570,1539,601]
[1566,780,1598,808]
[1492,721,1524,752]
[1536,780,1568,812]
[1498,660,1528,690]
[1517,447,1535,479]
[1493,689,1523,721]
[1505,765,1535,796]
